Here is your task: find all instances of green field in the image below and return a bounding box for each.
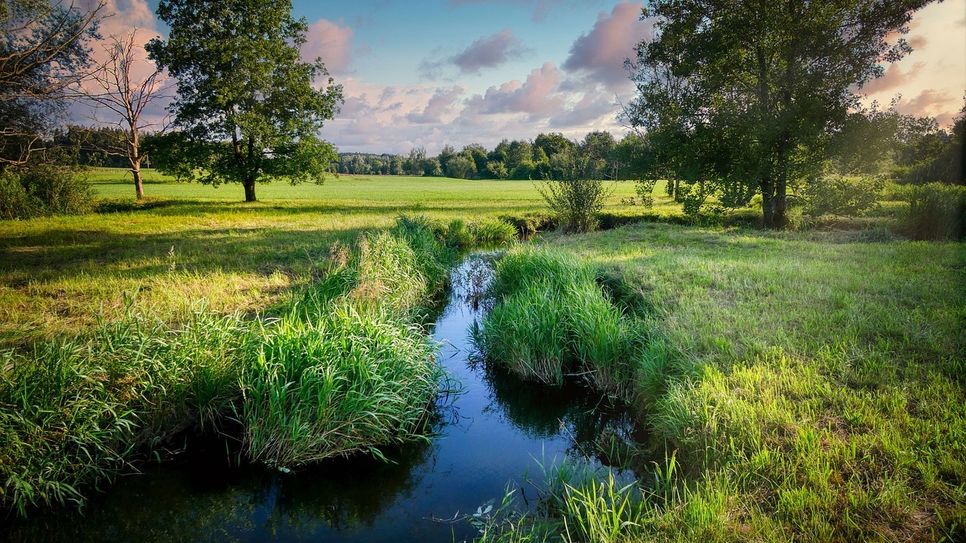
[1,168,963,540]
[1,169,645,344]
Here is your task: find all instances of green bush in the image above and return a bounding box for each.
[897,182,966,240]
[0,165,94,219]
[537,155,611,233]
[801,174,884,218]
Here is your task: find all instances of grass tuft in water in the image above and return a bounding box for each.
[476,246,644,396]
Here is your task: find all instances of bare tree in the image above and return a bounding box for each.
[0,0,105,166]
[80,30,167,199]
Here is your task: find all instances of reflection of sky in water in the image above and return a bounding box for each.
[5,255,639,543]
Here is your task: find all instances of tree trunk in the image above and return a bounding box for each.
[761,177,776,228]
[243,177,256,202]
[773,174,788,229]
[132,165,144,200]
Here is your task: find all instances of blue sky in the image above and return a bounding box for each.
[104,0,966,154]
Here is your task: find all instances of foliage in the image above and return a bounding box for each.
[0,164,94,219]
[626,0,933,228]
[896,182,966,240]
[538,152,611,233]
[146,0,343,201]
[894,106,965,184]
[801,174,885,217]
[446,155,477,179]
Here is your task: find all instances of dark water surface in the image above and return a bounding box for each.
[4,255,636,542]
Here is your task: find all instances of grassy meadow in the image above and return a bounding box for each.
[0,168,646,345]
[1,168,963,541]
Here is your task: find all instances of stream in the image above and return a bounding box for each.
[4,254,639,542]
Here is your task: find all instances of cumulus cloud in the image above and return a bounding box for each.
[463,62,564,119]
[562,2,652,91]
[407,86,465,123]
[895,89,960,122]
[550,92,616,128]
[860,62,925,95]
[303,19,355,75]
[452,29,527,73]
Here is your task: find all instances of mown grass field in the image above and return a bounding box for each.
[0,168,647,345]
[1,167,963,540]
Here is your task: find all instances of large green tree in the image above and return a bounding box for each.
[146,0,343,201]
[627,0,933,227]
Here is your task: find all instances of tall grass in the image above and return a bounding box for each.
[240,306,440,467]
[0,307,250,516]
[476,246,643,396]
[0,215,475,516]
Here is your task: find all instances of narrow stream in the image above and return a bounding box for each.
[4,254,638,542]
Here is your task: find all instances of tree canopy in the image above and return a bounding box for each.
[626,0,934,227]
[146,0,343,201]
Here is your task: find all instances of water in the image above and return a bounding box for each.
[4,254,638,542]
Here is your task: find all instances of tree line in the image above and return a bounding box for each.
[335,131,641,180]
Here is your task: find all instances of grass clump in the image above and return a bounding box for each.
[240,306,440,468]
[476,246,642,396]
[0,307,250,516]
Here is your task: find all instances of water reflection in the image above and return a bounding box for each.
[4,254,644,543]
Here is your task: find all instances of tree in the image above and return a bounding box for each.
[627,0,933,227]
[79,30,166,199]
[581,131,616,179]
[423,157,443,177]
[405,147,426,176]
[486,160,508,180]
[146,0,343,202]
[534,132,576,159]
[446,155,476,179]
[1,0,103,167]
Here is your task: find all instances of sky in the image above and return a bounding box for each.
[87,0,966,155]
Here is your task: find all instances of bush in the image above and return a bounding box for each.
[802,174,885,218]
[0,165,94,219]
[538,155,611,233]
[897,183,966,240]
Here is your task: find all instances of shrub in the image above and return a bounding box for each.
[801,174,885,217]
[897,182,966,240]
[634,178,657,208]
[538,155,611,233]
[0,165,94,219]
